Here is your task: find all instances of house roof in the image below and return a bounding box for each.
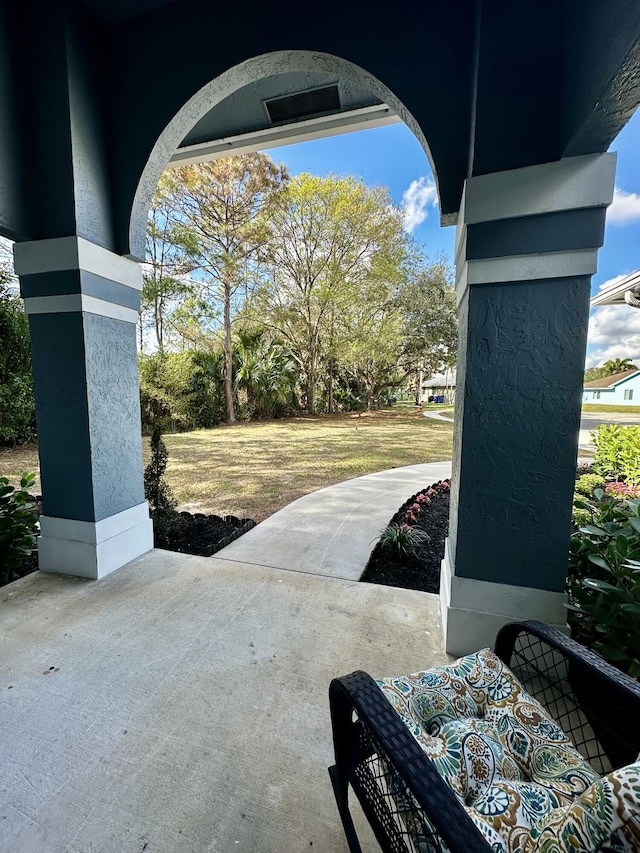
[423,370,457,387]
[583,368,640,389]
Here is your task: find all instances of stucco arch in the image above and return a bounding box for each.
[129,50,440,259]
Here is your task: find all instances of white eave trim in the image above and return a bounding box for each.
[169,104,400,166]
[591,269,640,306]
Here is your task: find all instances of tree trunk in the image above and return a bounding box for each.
[328,357,334,414]
[306,372,315,413]
[224,282,235,423]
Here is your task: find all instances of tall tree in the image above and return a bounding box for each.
[397,260,457,378]
[253,174,409,413]
[602,357,637,375]
[168,155,288,423]
[142,172,197,352]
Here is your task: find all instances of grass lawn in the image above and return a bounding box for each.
[0,408,453,522]
[581,404,640,414]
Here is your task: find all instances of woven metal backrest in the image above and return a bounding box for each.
[495,621,640,775]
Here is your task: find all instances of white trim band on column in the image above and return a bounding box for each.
[455,248,599,304]
[38,502,154,579]
[23,294,139,324]
[13,236,143,291]
[439,538,568,657]
[461,153,617,226]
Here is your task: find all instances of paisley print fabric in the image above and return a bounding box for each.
[376,649,639,853]
[525,762,640,853]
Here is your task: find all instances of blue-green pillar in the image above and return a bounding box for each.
[14,236,153,579]
[441,153,616,655]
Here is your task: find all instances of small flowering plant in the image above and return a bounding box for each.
[605,481,639,499]
[379,523,430,558]
[401,480,450,525]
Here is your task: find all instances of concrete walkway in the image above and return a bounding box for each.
[217,462,452,580]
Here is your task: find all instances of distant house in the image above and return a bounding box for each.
[422,369,456,404]
[583,369,640,405]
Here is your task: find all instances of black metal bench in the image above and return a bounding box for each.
[328,621,640,853]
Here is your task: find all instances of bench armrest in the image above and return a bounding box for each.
[329,670,491,853]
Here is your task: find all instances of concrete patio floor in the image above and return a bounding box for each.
[0,549,448,852]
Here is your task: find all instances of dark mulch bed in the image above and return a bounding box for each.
[361,480,451,594]
[160,512,256,557]
[10,499,256,587]
[362,463,594,594]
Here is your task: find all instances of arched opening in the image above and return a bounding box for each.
[131,49,457,574]
[129,50,443,260]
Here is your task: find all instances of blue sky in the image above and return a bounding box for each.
[268,110,640,367]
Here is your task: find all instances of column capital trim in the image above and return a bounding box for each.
[460,152,617,226]
[14,236,142,291]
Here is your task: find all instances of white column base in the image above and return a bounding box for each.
[439,538,568,657]
[38,502,153,579]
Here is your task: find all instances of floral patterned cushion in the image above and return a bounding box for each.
[525,762,640,853]
[377,648,607,852]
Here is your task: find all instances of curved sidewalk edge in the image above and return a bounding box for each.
[216,461,452,581]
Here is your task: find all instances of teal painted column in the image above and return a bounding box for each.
[14,236,153,579]
[441,153,617,655]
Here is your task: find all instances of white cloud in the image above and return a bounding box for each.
[607,186,640,225]
[401,177,438,233]
[586,303,640,366]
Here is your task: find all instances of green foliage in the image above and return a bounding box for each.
[379,523,430,558]
[139,350,226,433]
[0,281,36,445]
[0,473,38,586]
[234,330,298,418]
[592,424,640,486]
[584,358,637,382]
[567,491,640,678]
[188,349,227,427]
[248,172,412,413]
[144,425,177,547]
[574,473,606,497]
[571,506,592,529]
[397,260,458,377]
[0,373,36,445]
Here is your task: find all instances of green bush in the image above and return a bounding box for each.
[571,504,592,529]
[0,473,38,586]
[592,424,640,486]
[139,350,226,433]
[0,283,36,445]
[144,425,177,547]
[574,473,606,497]
[567,490,640,678]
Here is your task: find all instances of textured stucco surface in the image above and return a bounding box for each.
[28,312,95,521]
[450,276,591,592]
[83,313,145,521]
[27,309,145,524]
